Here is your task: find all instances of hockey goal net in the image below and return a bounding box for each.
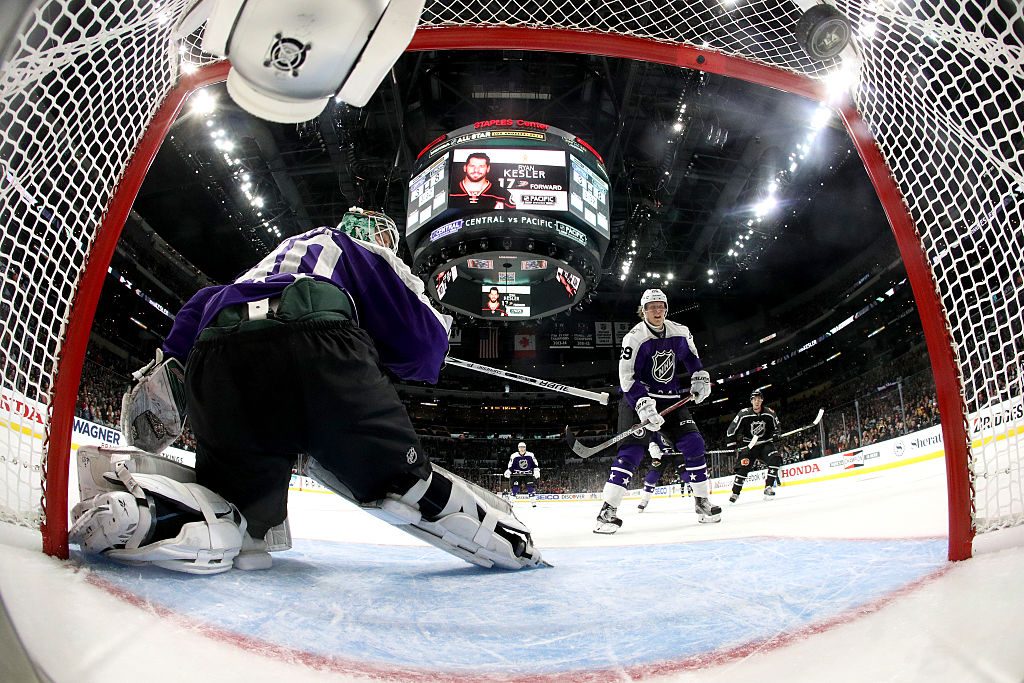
[0,0,1020,561]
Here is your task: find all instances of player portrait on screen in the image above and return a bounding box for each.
[482,286,508,316]
[449,152,517,210]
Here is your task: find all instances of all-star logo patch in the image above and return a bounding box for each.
[651,350,675,383]
[406,447,418,464]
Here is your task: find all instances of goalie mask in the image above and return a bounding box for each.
[338,207,400,254]
[180,0,426,123]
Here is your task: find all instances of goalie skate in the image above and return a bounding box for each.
[593,503,623,534]
[695,497,722,523]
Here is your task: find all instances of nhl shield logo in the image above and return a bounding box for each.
[752,422,766,437]
[518,458,529,469]
[651,350,676,383]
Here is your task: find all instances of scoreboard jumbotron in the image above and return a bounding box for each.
[406,120,611,321]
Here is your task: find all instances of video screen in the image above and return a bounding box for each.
[434,265,457,300]
[480,284,531,318]
[556,267,581,297]
[407,153,449,237]
[568,154,610,238]
[449,149,567,213]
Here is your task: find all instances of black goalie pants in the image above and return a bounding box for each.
[186,316,431,538]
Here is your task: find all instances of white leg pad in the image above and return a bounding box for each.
[363,471,546,570]
[70,471,245,575]
[77,445,195,501]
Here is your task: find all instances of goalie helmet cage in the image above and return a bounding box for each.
[0,0,1020,562]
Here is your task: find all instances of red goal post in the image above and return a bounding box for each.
[3,0,1019,562]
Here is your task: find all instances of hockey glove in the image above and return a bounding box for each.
[533,468,540,479]
[504,469,511,479]
[635,396,664,431]
[120,349,187,453]
[690,370,711,404]
[647,440,664,468]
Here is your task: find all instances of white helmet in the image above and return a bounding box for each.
[518,442,527,449]
[337,207,400,254]
[640,288,668,309]
[185,0,426,123]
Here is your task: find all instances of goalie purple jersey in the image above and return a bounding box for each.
[161,228,451,383]
[618,320,704,408]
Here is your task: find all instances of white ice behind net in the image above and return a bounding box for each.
[0,0,1021,536]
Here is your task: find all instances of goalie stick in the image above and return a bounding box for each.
[446,357,610,405]
[564,396,693,458]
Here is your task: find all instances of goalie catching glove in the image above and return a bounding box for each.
[690,370,711,404]
[635,396,664,431]
[120,349,187,453]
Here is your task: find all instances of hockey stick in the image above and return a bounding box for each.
[446,357,610,405]
[776,408,825,439]
[564,396,693,458]
[707,433,760,455]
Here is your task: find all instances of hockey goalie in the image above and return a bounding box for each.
[71,206,546,573]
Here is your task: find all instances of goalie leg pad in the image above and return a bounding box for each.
[77,445,196,502]
[70,472,245,575]
[363,469,545,570]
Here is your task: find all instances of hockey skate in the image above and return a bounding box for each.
[593,502,623,534]
[763,485,777,499]
[728,493,739,504]
[637,501,647,512]
[695,497,722,523]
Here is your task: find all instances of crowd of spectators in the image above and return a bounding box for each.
[69,340,946,491]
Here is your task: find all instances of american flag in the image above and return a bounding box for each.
[479,327,500,359]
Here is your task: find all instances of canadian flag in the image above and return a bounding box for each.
[514,330,536,359]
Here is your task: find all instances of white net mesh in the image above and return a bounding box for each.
[0,0,1020,542]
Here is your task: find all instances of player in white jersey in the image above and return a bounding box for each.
[594,289,720,533]
[504,442,541,507]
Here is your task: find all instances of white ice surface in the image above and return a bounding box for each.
[1,455,1023,682]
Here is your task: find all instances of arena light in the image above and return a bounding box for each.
[190,89,216,115]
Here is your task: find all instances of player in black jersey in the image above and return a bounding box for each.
[726,389,782,502]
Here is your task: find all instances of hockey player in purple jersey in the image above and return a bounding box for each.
[71,209,545,573]
[504,441,541,507]
[594,289,721,533]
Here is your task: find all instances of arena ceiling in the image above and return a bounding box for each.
[133,50,900,335]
